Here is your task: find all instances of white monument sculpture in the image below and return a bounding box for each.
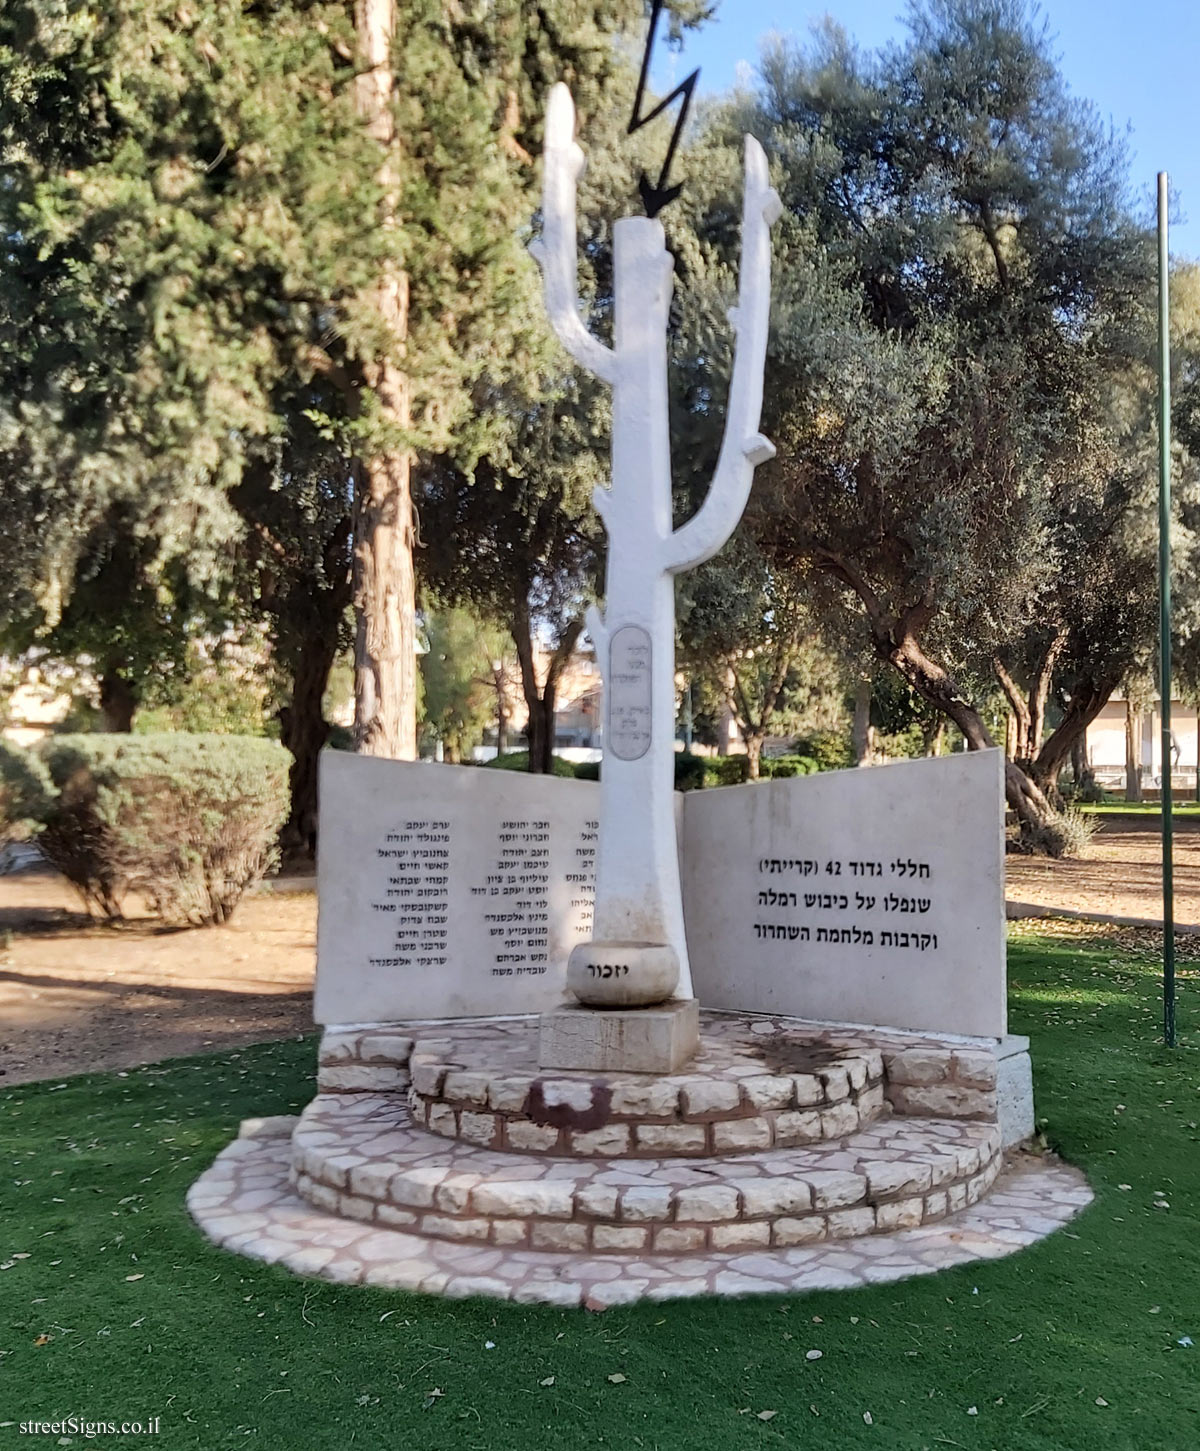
[187,71,1068,1315]
[531,84,780,1063]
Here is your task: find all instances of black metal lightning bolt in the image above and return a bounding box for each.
[628,0,699,218]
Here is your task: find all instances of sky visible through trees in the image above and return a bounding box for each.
[653,0,1200,257]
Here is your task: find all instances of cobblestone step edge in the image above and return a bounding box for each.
[408,1075,887,1158]
[316,1028,999,1132]
[290,1113,1003,1255]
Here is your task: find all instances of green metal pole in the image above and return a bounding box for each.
[1158,172,1176,1047]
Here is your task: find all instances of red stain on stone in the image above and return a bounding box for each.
[526,1079,614,1131]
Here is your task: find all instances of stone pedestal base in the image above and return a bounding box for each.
[996,1035,1035,1148]
[190,1011,1080,1309]
[538,998,700,1073]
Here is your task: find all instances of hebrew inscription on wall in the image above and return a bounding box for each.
[316,754,598,1023]
[682,751,1007,1038]
[318,748,1005,1037]
[753,857,938,953]
[470,816,598,979]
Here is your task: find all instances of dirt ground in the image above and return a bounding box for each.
[1004,814,1200,924]
[1,814,1194,1086]
[0,874,316,1086]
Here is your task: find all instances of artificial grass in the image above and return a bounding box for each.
[1,930,1198,1450]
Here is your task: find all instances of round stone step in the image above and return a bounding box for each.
[192,1121,1093,1308]
[291,1093,1002,1254]
[405,1017,887,1157]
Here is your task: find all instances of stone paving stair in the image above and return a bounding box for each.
[407,1046,886,1158]
[291,1091,1002,1255]
[189,1118,1091,1308]
[190,1015,1053,1304]
[315,1015,1004,1136]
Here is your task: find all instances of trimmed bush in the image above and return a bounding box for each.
[573,759,601,782]
[0,739,53,843]
[791,729,854,772]
[482,751,576,778]
[703,755,751,787]
[37,734,290,925]
[672,753,706,791]
[762,754,820,779]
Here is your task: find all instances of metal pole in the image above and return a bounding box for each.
[1158,172,1176,1047]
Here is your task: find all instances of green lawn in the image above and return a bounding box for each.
[1080,801,1200,815]
[2,929,1198,1450]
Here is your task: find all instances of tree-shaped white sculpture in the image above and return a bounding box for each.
[532,84,780,1047]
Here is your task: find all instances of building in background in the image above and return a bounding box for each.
[0,659,90,747]
[1085,694,1199,794]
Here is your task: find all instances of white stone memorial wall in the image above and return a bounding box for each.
[316,749,1006,1037]
[681,750,1007,1037]
[315,754,599,1024]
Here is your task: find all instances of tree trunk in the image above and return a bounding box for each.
[852,677,872,765]
[527,693,554,773]
[98,672,136,733]
[924,719,946,757]
[726,645,793,783]
[814,558,1066,849]
[1125,700,1143,802]
[881,629,1061,844]
[352,0,417,761]
[1031,674,1118,797]
[493,664,509,754]
[278,633,337,857]
[512,601,544,770]
[512,600,582,774]
[1028,627,1069,757]
[992,657,1031,760]
[1005,710,1019,760]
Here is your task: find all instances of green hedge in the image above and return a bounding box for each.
[791,729,854,772]
[481,751,577,778]
[761,754,821,779]
[572,754,787,790]
[672,754,706,791]
[542,752,825,788]
[0,739,52,843]
[37,733,289,926]
[570,755,724,790]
